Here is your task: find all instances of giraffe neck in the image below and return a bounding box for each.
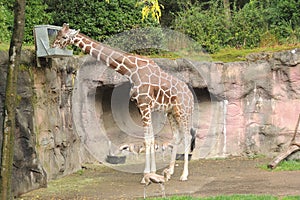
[72,33,137,76]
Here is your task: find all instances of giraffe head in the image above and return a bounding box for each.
[52,23,79,48]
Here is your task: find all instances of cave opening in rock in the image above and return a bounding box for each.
[95,83,144,147]
[94,82,216,159]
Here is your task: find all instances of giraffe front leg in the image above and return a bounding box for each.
[143,127,151,174]
[138,101,156,175]
[150,136,156,173]
[142,112,156,174]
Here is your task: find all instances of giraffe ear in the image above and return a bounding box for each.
[70,29,80,38]
[62,23,70,32]
[62,23,69,28]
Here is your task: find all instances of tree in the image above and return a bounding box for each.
[0,0,26,199]
[223,0,231,22]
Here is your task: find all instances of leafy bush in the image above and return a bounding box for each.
[44,0,158,42]
[173,0,300,53]
[1,0,299,53]
[173,1,231,53]
[266,0,300,44]
[0,0,157,44]
[0,0,52,44]
[24,0,53,43]
[230,0,269,48]
[0,1,13,42]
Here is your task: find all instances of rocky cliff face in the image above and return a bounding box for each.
[0,50,47,197]
[192,49,300,158]
[152,52,300,159]
[0,52,83,197]
[32,57,84,181]
[0,49,300,196]
[72,51,300,163]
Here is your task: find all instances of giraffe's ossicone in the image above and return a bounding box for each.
[52,23,195,181]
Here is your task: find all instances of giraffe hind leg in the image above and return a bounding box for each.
[180,124,192,181]
[167,114,180,176]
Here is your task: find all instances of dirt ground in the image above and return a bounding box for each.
[19,158,300,200]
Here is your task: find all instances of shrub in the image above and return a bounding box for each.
[173,0,231,53]
[0,1,13,43]
[173,0,300,53]
[266,0,300,44]
[24,0,53,43]
[230,0,269,48]
[0,0,52,44]
[44,0,158,42]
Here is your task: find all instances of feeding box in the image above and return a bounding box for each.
[34,25,73,58]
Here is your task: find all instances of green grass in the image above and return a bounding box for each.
[211,44,300,63]
[148,43,300,62]
[0,42,10,51]
[260,160,300,171]
[147,194,300,200]
[281,197,300,200]
[1,42,300,63]
[272,160,300,171]
[0,42,35,51]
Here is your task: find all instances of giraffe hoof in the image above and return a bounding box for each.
[180,175,188,181]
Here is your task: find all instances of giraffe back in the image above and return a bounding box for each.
[129,60,194,121]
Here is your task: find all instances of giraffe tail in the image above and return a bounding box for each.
[190,128,196,152]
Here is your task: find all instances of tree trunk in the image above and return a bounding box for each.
[223,0,231,22]
[0,0,26,199]
[267,144,300,169]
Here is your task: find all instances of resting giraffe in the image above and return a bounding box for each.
[52,23,195,181]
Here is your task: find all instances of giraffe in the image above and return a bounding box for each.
[52,23,195,181]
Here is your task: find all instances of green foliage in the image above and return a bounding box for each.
[24,0,53,43]
[266,0,300,44]
[173,0,300,53]
[0,0,156,44]
[174,1,231,53]
[44,0,158,42]
[0,1,13,42]
[230,0,268,48]
[0,0,52,44]
[1,0,300,53]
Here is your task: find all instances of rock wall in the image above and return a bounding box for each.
[72,50,300,162]
[207,49,300,156]
[0,52,84,197]
[155,50,300,158]
[0,50,47,197]
[199,50,300,158]
[32,57,84,181]
[0,49,300,196]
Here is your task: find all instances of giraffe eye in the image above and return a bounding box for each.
[62,36,67,39]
